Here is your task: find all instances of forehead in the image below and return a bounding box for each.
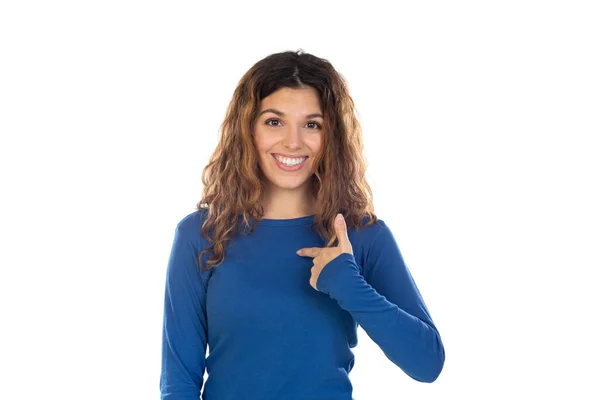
[259,87,321,112]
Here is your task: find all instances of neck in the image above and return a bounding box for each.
[260,185,316,220]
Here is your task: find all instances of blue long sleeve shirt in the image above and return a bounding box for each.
[160,210,445,400]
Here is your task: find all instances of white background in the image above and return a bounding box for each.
[1,1,599,399]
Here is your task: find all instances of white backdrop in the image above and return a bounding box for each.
[1,1,599,399]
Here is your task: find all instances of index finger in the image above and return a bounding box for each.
[296,247,322,258]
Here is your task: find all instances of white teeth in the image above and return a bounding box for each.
[274,155,307,166]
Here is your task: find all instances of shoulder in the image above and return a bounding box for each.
[173,208,210,245]
[172,208,214,282]
[176,208,208,230]
[349,214,386,243]
[349,215,401,265]
[346,215,383,256]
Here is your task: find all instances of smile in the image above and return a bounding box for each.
[271,154,308,171]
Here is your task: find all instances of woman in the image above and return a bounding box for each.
[160,50,445,400]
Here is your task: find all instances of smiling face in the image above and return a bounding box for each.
[253,86,323,197]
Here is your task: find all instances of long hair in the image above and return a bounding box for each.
[196,49,377,271]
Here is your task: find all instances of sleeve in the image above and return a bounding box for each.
[316,220,445,383]
[160,221,208,399]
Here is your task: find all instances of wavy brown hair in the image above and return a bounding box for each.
[195,49,378,271]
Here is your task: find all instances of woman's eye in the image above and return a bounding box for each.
[265,119,321,129]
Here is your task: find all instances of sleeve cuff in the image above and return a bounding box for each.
[316,252,360,297]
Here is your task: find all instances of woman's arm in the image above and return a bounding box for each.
[160,221,208,399]
[316,219,445,383]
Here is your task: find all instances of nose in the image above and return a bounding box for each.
[281,125,301,150]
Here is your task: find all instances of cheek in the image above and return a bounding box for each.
[306,141,322,172]
[253,130,277,153]
[308,136,323,156]
[252,133,269,154]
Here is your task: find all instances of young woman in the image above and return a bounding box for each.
[160,50,445,400]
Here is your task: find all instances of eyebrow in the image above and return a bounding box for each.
[258,108,324,119]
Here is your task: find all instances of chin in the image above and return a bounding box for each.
[270,179,311,191]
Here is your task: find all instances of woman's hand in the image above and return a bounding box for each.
[296,213,354,290]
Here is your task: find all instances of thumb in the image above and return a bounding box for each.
[335,213,352,254]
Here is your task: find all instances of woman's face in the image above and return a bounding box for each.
[253,86,323,195]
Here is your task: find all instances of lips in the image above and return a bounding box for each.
[272,153,308,159]
[271,154,307,171]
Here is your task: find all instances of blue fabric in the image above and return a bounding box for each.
[160,209,445,400]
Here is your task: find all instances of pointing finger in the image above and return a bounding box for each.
[296,247,322,258]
